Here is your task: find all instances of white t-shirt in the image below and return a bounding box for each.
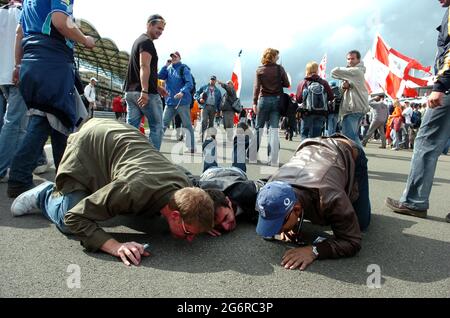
[84,84,96,105]
[402,107,413,125]
[0,4,21,85]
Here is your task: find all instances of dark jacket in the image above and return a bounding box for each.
[219,83,237,112]
[190,167,263,222]
[253,63,290,105]
[268,135,362,260]
[434,7,450,92]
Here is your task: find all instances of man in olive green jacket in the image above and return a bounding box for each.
[11,119,214,266]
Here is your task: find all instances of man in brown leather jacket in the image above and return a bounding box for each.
[256,135,371,271]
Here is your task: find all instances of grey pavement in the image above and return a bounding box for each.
[1,126,449,298]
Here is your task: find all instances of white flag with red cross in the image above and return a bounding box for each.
[318,53,327,79]
[231,50,243,98]
[372,34,431,99]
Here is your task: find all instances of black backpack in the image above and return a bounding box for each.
[179,65,196,108]
[303,80,327,113]
[411,110,422,128]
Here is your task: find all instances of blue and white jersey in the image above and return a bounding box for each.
[20,0,74,49]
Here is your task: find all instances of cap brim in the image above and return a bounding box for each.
[256,214,285,237]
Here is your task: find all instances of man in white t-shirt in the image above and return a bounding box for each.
[84,77,97,118]
[402,101,413,149]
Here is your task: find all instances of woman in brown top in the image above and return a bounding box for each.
[252,48,290,166]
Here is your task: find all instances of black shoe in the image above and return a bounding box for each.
[7,184,34,199]
[446,213,450,223]
[385,197,427,218]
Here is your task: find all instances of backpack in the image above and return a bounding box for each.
[303,81,328,113]
[179,65,196,108]
[410,110,421,128]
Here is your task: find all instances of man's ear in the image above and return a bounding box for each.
[169,210,181,221]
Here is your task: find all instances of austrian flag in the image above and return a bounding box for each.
[373,34,431,99]
[231,50,243,98]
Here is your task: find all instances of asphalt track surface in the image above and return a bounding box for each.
[1,125,449,298]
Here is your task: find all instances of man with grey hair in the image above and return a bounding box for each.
[218,79,238,141]
[362,94,388,148]
[124,14,168,151]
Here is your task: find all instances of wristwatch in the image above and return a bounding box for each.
[312,245,319,259]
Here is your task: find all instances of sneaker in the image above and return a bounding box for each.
[446,213,450,223]
[0,169,9,183]
[385,197,427,218]
[11,181,53,217]
[33,161,51,175]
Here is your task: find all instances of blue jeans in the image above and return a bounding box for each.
[301,114,326,139]
[441,138,450,155]
[8,115,67,190]
[163,104,195,151]
[326,113,339,136]
[0,85,29,177]
[352,148,371,231]
[0,88,6,131]
[38,183,88,234]
[400,95,450,210]
[126,92,163,150]
[254,96,280,165]
[341,113,364,147]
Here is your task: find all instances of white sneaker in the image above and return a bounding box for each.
[0,169,9,183]
[11,181,54,217]
[33,161,52,175]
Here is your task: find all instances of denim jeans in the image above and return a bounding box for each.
[8,115,67,190]
[38,182,88,234]
[201,105,216,140]
[301,114,326,140]
[254,96,280,165]
[126,92,163,150]
[341,113,364,147]
[443,138,450,155]
[0,89,6,131]
[0,85,29,177]
[352,148,371,231]
[162,104,195,151]
[400,95,450,210]
[326,113,339,136]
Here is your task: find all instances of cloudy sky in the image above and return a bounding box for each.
[74,0,443,104]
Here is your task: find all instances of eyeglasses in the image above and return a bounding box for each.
[281,208,305,246]
[181,218,193,237]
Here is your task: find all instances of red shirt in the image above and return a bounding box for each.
[112,96,124,112]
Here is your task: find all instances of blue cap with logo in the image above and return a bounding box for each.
[256,181,297,237]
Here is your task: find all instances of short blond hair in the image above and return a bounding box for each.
[261,48,279,65]
[305,61,319,77]
[168,187,214,232]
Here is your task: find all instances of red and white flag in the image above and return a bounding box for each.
[231,50,243,98]
[318,53,327,79]
[372,34,431,99]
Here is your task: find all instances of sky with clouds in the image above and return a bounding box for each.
[74,0,443,104]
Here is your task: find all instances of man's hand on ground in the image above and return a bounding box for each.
[102,239,150,266]
[281,246,317,271]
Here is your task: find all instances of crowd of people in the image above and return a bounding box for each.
[1,0,449,269]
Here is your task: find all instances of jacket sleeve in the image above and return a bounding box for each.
[314,192,362,259]
[331,67,361,84]
[195,85,205,100]
[280,66,290,88]
[253,72,261,106]
[158,66,168,81]
[63,180,138,252]
[296,80,306,103]
[179,67,193,95]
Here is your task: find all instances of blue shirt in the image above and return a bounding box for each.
[21,0,74,48]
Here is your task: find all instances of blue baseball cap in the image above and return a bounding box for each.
[256,181,297,237]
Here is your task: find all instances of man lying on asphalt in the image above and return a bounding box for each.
[11,119,214,266]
